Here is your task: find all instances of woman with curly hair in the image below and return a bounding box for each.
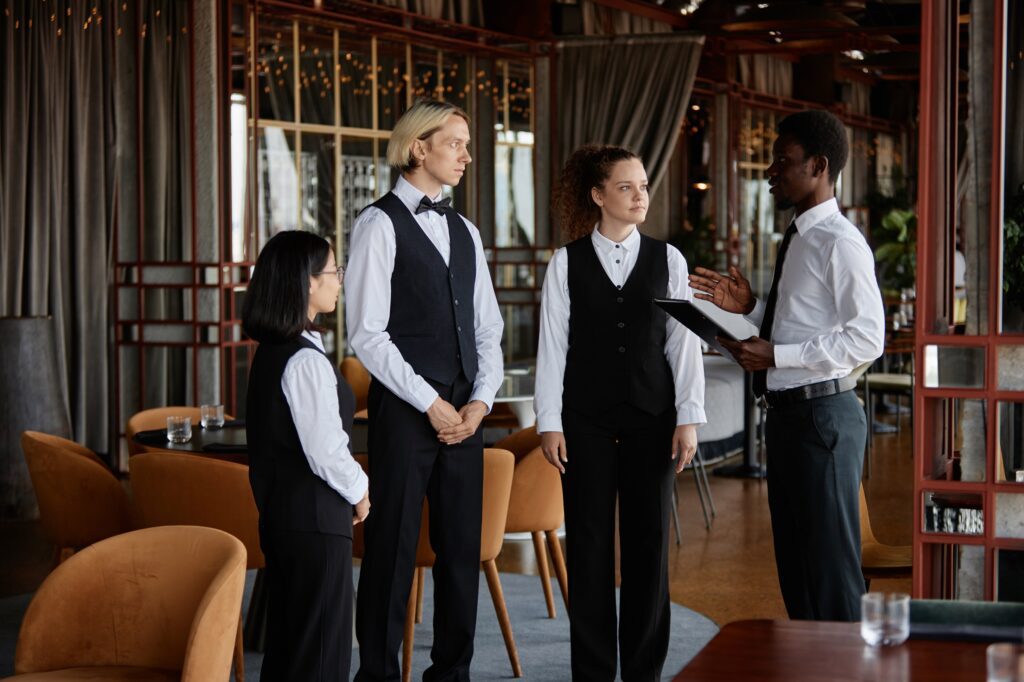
[534,144,706,680]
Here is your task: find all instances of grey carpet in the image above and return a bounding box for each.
[2,568,718,680]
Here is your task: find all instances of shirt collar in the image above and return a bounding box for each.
[793,197,840,235]
[393,175,445,215]
[590,224,640,255]
[301,329,325,352]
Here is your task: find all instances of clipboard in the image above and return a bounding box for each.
[654,298,740,362]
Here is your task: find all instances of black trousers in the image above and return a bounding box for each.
[765,389,866,621]
[562,404,676,682]
[355,373,483,682]
[259,526,354,681]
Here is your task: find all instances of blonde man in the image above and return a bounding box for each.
[346,99,504,681]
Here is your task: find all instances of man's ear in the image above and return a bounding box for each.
[412,138,428,161]
[813,155,829,179]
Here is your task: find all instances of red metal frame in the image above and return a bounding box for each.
[913,0,1024,601]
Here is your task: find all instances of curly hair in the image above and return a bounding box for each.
[554,144,639,242]
[776,110,849,185]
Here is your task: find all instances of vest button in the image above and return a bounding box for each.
[456,352,461,359]
[457,326,462,332]
[616,297,623,303]
[618,346,626,353]
[617,322,625,328]
[454,299,459,305]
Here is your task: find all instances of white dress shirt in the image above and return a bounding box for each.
[281,331,368,505]
[744,197,885,391]
[534,226,707,434]
[345,175,505,413]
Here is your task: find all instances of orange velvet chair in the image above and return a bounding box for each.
[860,484,913,589]
[21,431,132,565]
[10,525,246,681]
[494,427,569,617]
[341,356,371,413]
[129,451,263,681]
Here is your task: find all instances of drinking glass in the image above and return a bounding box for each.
[166,416,192,443]
[987,643,1024,682]
[201,404,225,429]
[861,592,910,647]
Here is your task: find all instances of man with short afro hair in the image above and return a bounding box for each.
[689,108,885,621]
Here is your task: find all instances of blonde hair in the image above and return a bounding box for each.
[386,99,470,173]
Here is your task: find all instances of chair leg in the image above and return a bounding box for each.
[415,567,425,625]
[670,478,683,546]
[694,448,716,517]
[403,571,418,682]
[234,617,245,681]
[483,559,523,678]
[546,530,569,612]
[532,531,556,618]
[691,465,711,531]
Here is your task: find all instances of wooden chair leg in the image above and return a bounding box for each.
[415,567,425,624]
[233,617,245,681]
[483,559,523,678]
[545,529,569,612]
[403,571,418,682]
[531,531,556,618]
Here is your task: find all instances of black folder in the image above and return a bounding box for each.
[654,298,740,362]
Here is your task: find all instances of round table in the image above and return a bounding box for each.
[493,373,535,428]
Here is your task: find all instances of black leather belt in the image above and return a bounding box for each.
[760,375,858,409]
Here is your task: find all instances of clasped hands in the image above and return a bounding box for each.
[428,397,487,445]
[688,265,776,372]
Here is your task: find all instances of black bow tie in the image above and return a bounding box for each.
[415,196,452,216]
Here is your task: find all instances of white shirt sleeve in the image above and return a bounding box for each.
[465,219,505,410]
[345,207,440,413]
[534,248,570,434]
[744,298,766,330]
[773,237,885,370]
[281,349,368,505]
[665,247,707,426]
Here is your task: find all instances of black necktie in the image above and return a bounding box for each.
[753,222,798,398]
[415,196,452,216]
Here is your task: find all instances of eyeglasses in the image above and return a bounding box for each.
[316,266,345,279]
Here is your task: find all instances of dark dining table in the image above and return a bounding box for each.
[132,421,249,463]
[673,619,991,681]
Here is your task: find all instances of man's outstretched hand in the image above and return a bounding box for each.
[688,266,755,315]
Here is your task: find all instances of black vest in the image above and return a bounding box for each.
[563,233,675,416]
[246,336,356,537]
[372,192,478,385]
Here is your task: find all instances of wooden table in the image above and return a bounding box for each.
[673,619,990,681]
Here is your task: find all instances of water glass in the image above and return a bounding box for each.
[987,643,1024,682]
[861,592,910,647]
[201,404,225,429]
[166,416,192,443]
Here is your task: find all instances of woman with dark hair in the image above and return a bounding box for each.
[242,230,369,681]
[535,145,706,680]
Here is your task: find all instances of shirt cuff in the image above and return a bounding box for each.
[773,343,803,369]
[676,407,707,427]
[343,470,370,506]
[536,414,564,433]
[743,298,766,329]
[468,388,495,413]
[412,383,441,414]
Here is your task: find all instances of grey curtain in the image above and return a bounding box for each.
[1,0,117,453]
[0,0,193,454]
[556,34,704,199]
